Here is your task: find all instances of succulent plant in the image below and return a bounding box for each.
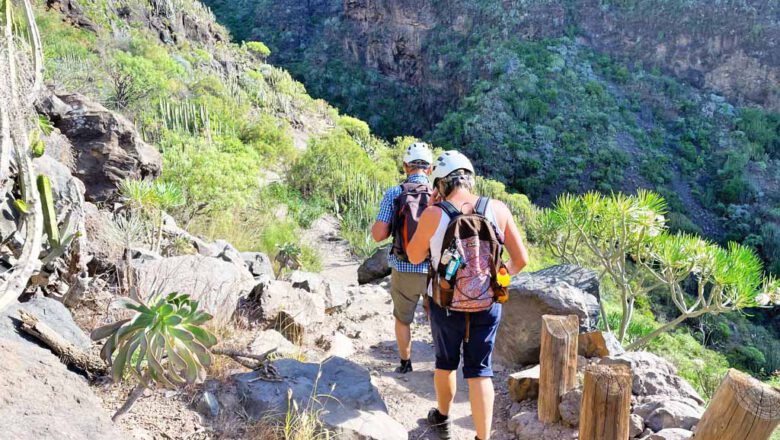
[91,292,217,419]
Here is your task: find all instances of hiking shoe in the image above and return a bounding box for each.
[427,408,451,440]
[394,359,413,374]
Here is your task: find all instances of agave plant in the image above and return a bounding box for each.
[91,292,217,420]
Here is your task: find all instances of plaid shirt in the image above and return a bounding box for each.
[376,174,431,273]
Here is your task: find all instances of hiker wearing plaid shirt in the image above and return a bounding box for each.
[371,142,433,374]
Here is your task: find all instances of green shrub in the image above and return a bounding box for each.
[245,41,271,58]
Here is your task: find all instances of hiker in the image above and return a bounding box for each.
[371,141,434,374]
[407,151,529,440]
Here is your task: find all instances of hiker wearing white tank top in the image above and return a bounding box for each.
[407,151,529,440]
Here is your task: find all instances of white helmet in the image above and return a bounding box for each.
[431,150,475,181]
[403,142,433,165]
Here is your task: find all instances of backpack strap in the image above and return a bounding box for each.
[437,201,461,219]
[475,196,490,216]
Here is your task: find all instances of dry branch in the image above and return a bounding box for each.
[18,309,107,377]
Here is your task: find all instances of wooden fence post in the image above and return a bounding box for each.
[538,314,579,423]
[578,364,632,440]
[693,369,780,440]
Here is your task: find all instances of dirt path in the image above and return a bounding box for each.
[306,216,513,440]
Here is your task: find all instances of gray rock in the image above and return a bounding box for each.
[642,428,693,440]
[233,357,407,440]
[241,252,274,278]
[510,407,578,440]
[324,331,356,358]
[630,413,645,438]
[129,246,162,261]
[249,329,299,357]
[33,155,85,213]
[358,246,391,285]
[194,239,243,266]
[132,254,254,324]
[558,387,582,427]
[0,298,125,439]
[508,365,540,402]
[602,352,704,405]
[38,92,162,202]
[494,264,601,366]
[289,271,350,313]
[0,296,90,349]
[256,281,325,344]
[634,397,703,431]
[196,391,220,419]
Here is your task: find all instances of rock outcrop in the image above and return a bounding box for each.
[494,264,601,366]
[38,92,162,202]
[232,357,407,440]
[0,297,125,439]
[131,254,254,323]
[358,246,391,284]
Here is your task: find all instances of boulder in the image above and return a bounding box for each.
[558,387,582,428]
[601,352,704,405]
[233,357,407,440]
[289,271,350,313]
[642,428,693,440]
[0,297,126,439]
[633,397,703,431]
[510,406,578,440]
[241,252,274,278]
[33,154,85,215]
[255,281,326,344]
[131,254,254,323]
[196,391,220,419]
[194,239,243,266]
[494,264,601,366]
[249,329,299,357]
[38,92,162,202]
[630,413,645,438]
[578,330,625,358]
[508,365,540,402]
[358,246,391,284]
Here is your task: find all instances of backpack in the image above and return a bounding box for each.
[391,180,433,262]
[430,197,506,313]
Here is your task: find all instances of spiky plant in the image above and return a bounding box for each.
[91,292,217,421]
[119,178,185,252]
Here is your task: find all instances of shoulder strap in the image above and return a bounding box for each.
[475,197,490,216]
[437,201,461,220]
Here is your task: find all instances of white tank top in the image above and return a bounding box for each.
[428,200,500,295]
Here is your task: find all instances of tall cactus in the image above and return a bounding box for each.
[0,0,45,312]
[37,175,59,247]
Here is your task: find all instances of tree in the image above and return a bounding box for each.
[535,190,779,348]
[91,292,217,420]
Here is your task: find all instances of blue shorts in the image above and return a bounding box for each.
[429,300,502,379]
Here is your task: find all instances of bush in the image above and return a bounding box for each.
[245,41,271,58]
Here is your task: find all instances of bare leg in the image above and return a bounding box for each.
[395,318,412,360]
[468,377,495,439]
[434,369,457,415]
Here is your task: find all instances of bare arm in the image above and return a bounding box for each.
[406,206,441,265]
[494,201,529,275]
[371,221,391,242]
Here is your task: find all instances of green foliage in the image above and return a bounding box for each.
[535,190,779,347]
[91,292,216,388]
[37,175,59,247]
[245,41,271,58]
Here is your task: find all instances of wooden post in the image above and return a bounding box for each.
[693,369,780,440]
[538,314,579,423]
[578,364,632,440]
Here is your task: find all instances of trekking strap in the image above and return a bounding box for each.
[475,196,489,216]
[438,201,461,219]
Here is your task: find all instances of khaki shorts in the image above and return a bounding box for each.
[390,269,428,325]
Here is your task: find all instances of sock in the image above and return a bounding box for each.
[400,359,411,368]
[432,408,448,422]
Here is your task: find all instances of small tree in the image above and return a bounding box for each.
[119,179,184,253]
[91,292,217,420]
[535,190,780,348]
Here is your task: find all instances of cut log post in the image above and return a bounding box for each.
[578,364,632,440]
[693,369,780,440]
[538,314,579,423]
[18,309,107,377]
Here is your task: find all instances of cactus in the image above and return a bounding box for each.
[37,174,59,247]
[30,134,44,157]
